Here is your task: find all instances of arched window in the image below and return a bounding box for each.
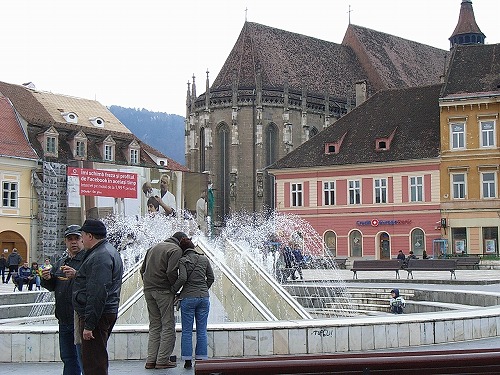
[411,228,425,257]
[264,123,279,210]
[310,127,319,138]
[199,127,206,172]
[349,230,362,257]
[323,230,337,257]
[216,123,230,222]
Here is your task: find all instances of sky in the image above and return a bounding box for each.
[1,0,499,117]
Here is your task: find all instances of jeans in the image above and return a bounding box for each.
[144,289,176,364]
[59,323,83,375]
[180,297,210,360]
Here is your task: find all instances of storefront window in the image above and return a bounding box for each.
[451,227,467,254]
[323,230,336,257]
[483,227,498,255]
[349,230,362,257]
[411,228,425,257]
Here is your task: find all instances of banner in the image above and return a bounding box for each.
[67,167,137,198]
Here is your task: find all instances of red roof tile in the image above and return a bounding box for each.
[0,95,38,160]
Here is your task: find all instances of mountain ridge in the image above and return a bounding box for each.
[109,105,185,165]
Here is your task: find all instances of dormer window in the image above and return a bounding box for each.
[47,136,57,154]
[325,143,336,154]
[61,112,78,124]
[38,126,59,158]
[324,132,347,155]
[89,117,105,128]
[128,140,140,165]
[100,136,116,162]
[71,131,87,160]
[375,127,397,151]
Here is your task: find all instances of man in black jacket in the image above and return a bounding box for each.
[73,219,123,375]
[41,224,85,375]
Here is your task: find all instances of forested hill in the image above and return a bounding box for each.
[108,105,185,165]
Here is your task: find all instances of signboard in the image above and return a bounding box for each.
[67,167,137,198]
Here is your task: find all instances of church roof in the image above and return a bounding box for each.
[210,22,448,99]
[211,22,366,99]
[343,24,449,91]
[441,43,500,98]
[450,0,484,40]
[268,84,442,170]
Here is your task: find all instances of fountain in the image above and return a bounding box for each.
[2,211,500,363]
[109,210,354,324]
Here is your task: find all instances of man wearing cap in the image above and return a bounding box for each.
[73,219,123,375]
[140,231,185,369]
[41,224,86,375]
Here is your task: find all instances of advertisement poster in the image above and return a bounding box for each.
[485,239,496,253]
[67,167,138,199]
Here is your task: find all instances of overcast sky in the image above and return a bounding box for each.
[2,0,499,117]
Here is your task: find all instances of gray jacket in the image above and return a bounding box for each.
[141,238,182,292]
[171,248,214,298]
[72,239,123,331]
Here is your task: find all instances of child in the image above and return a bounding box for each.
[389,288,405,314]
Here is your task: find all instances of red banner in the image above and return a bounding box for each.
[67,167,138,198]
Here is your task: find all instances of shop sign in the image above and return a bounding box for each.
[356,219,412,227]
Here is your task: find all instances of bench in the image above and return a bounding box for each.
[450,256,480,270]
[351,260,402,279]
[406,259,457,279]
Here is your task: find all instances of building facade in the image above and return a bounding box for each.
[439,43,500,256]
[0,81,187,262]
[0,96,39,264]
[269,85,443,259]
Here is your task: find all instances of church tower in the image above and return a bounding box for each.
[449,0,485,48]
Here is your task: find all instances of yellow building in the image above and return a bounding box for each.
[439,44,500,255]
[0,96,39,264]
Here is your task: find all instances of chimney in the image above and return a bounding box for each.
[355,80,367,106]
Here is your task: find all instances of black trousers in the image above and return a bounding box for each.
[5,265,18,282]
[79,313,117,375]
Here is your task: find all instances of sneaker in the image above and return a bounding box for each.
[184,360,192,369]
[155,361,176,369]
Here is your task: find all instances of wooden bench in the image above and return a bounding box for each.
[351,260,402,279]
[406,259,457,279]
[450,256,480,270]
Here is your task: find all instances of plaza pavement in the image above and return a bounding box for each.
[2,267,500,374]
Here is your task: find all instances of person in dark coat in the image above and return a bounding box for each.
[73,219,123,375]
[41,224,86,375]
[0,253,6,283]
[5,248,22,283]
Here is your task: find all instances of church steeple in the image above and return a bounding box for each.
[449,0,485,48]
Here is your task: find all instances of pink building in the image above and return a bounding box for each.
[269,85,443,259]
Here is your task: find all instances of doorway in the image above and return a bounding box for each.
[379,232,391,259]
